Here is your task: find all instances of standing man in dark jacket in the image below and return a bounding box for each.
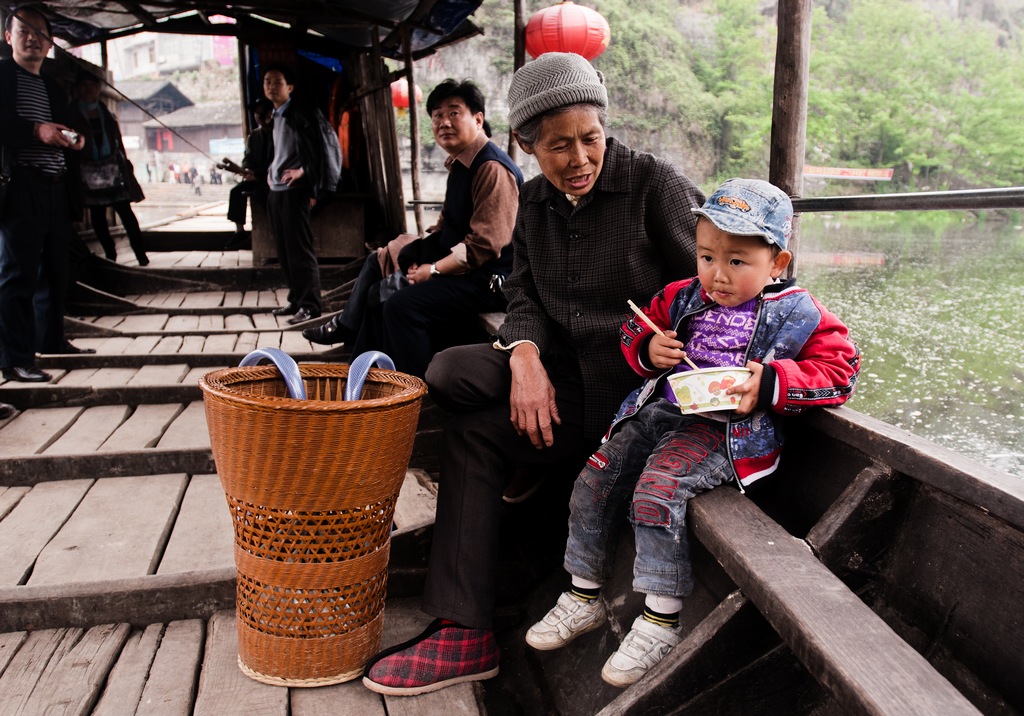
[262,64,341,325]
[1,6,89,383]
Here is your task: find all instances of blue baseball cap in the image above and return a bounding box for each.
[692,178,793,250]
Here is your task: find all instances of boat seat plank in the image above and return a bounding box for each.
[291,678,386,715]
[28,474,187,585]
[241,291,262,307]
[99,404,184,451]
[197,315,225,331]
[0,486,29,520]
[0,479,94,585]
[154,292,188,308]
[158,474,234,574]
[86,366,140,387]
[1,623,130,716]
[234,331,259,354]
[223,291,244,307]
[181,292,226,308]
[0,631,27,673]
[193,611,288,715]
[136,619,204,716]
[92,315,124,329]
[0,627,80,712]
[118,315,171,333]
[153,335,186,353]
[127,363,190,386]
[202,334,239,353]
[95,336,136,354]
[125,335,163,354]
[43,405,131,454]
[181,335,206,353]
[689,487,982,716]
[225,314,256,331]
[0,406,85,457]
[165,315,201,331]
[157,401,211,449]
[91,623,162,716]
[252,313,280,330]
[279,330,316,354]
[56,368,101,386]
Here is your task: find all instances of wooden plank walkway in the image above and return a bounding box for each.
[0,248,486,715]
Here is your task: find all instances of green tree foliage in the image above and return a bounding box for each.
[808,0,1024,189]
[458,0,1023,189]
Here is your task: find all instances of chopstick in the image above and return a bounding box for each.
[628,300,700,371]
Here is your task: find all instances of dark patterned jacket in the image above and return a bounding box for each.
[498,138,703,437]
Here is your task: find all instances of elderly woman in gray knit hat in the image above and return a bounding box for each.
[362,52,704,698]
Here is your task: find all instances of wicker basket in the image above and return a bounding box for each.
[200,361,427,686]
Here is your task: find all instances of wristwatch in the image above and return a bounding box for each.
[429,263,442,277]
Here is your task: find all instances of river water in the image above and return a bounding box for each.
[794,213,1024,479]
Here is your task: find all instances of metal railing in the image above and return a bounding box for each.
[792,186,1024,213]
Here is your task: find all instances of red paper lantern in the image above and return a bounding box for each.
[390,78,422,109]
[525,1,611,61]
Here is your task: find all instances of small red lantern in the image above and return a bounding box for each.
[525,1,611,61]
[390,78,422,109]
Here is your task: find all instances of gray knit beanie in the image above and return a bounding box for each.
[507,52,608,131]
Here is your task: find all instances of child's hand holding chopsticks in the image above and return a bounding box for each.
[628,299,700,371]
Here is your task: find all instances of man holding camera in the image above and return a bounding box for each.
[1,5,88,382]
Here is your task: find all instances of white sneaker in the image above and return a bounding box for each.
[600,616,683,687]
[525,591,608,651]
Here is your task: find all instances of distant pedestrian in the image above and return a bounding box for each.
[262,64,341,325]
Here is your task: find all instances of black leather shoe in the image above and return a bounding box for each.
[2,366,52,382]
[0,402,16,420]
[272,304,298,317]
[287,307,320,325]
[56,341,96,355]
[302,315,354,345]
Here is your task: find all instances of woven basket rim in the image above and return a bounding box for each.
[199,364,426,411]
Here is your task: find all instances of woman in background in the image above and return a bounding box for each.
[68,70,149,266]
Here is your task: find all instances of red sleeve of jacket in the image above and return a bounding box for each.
[768,295,861,414]
[619,279,694,379]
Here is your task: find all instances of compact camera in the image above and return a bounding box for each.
[61,129,79,143]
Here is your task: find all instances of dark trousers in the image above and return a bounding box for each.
[89,201,146,261]
[0,172,72,366]
[337,253,383,335]
[421,344,598,628]
[226,179,267,226]
[351,270,507,379]
[267,187,320,313]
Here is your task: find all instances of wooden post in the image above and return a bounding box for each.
[236,38,250,137]
[507,0,526,162]
[403,29,424,236]
[769,0,812,276]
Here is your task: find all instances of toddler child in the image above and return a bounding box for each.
[525,178,861,687]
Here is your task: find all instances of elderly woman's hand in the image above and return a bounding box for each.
[508,344,560,448]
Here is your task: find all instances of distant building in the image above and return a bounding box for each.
[116,80,194,151]
[142,101,243,155]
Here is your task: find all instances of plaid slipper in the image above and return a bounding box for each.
[362,619,500,696]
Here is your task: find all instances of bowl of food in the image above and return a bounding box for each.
[667,367,752,415]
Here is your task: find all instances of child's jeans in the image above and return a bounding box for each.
[564,399,733,597]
